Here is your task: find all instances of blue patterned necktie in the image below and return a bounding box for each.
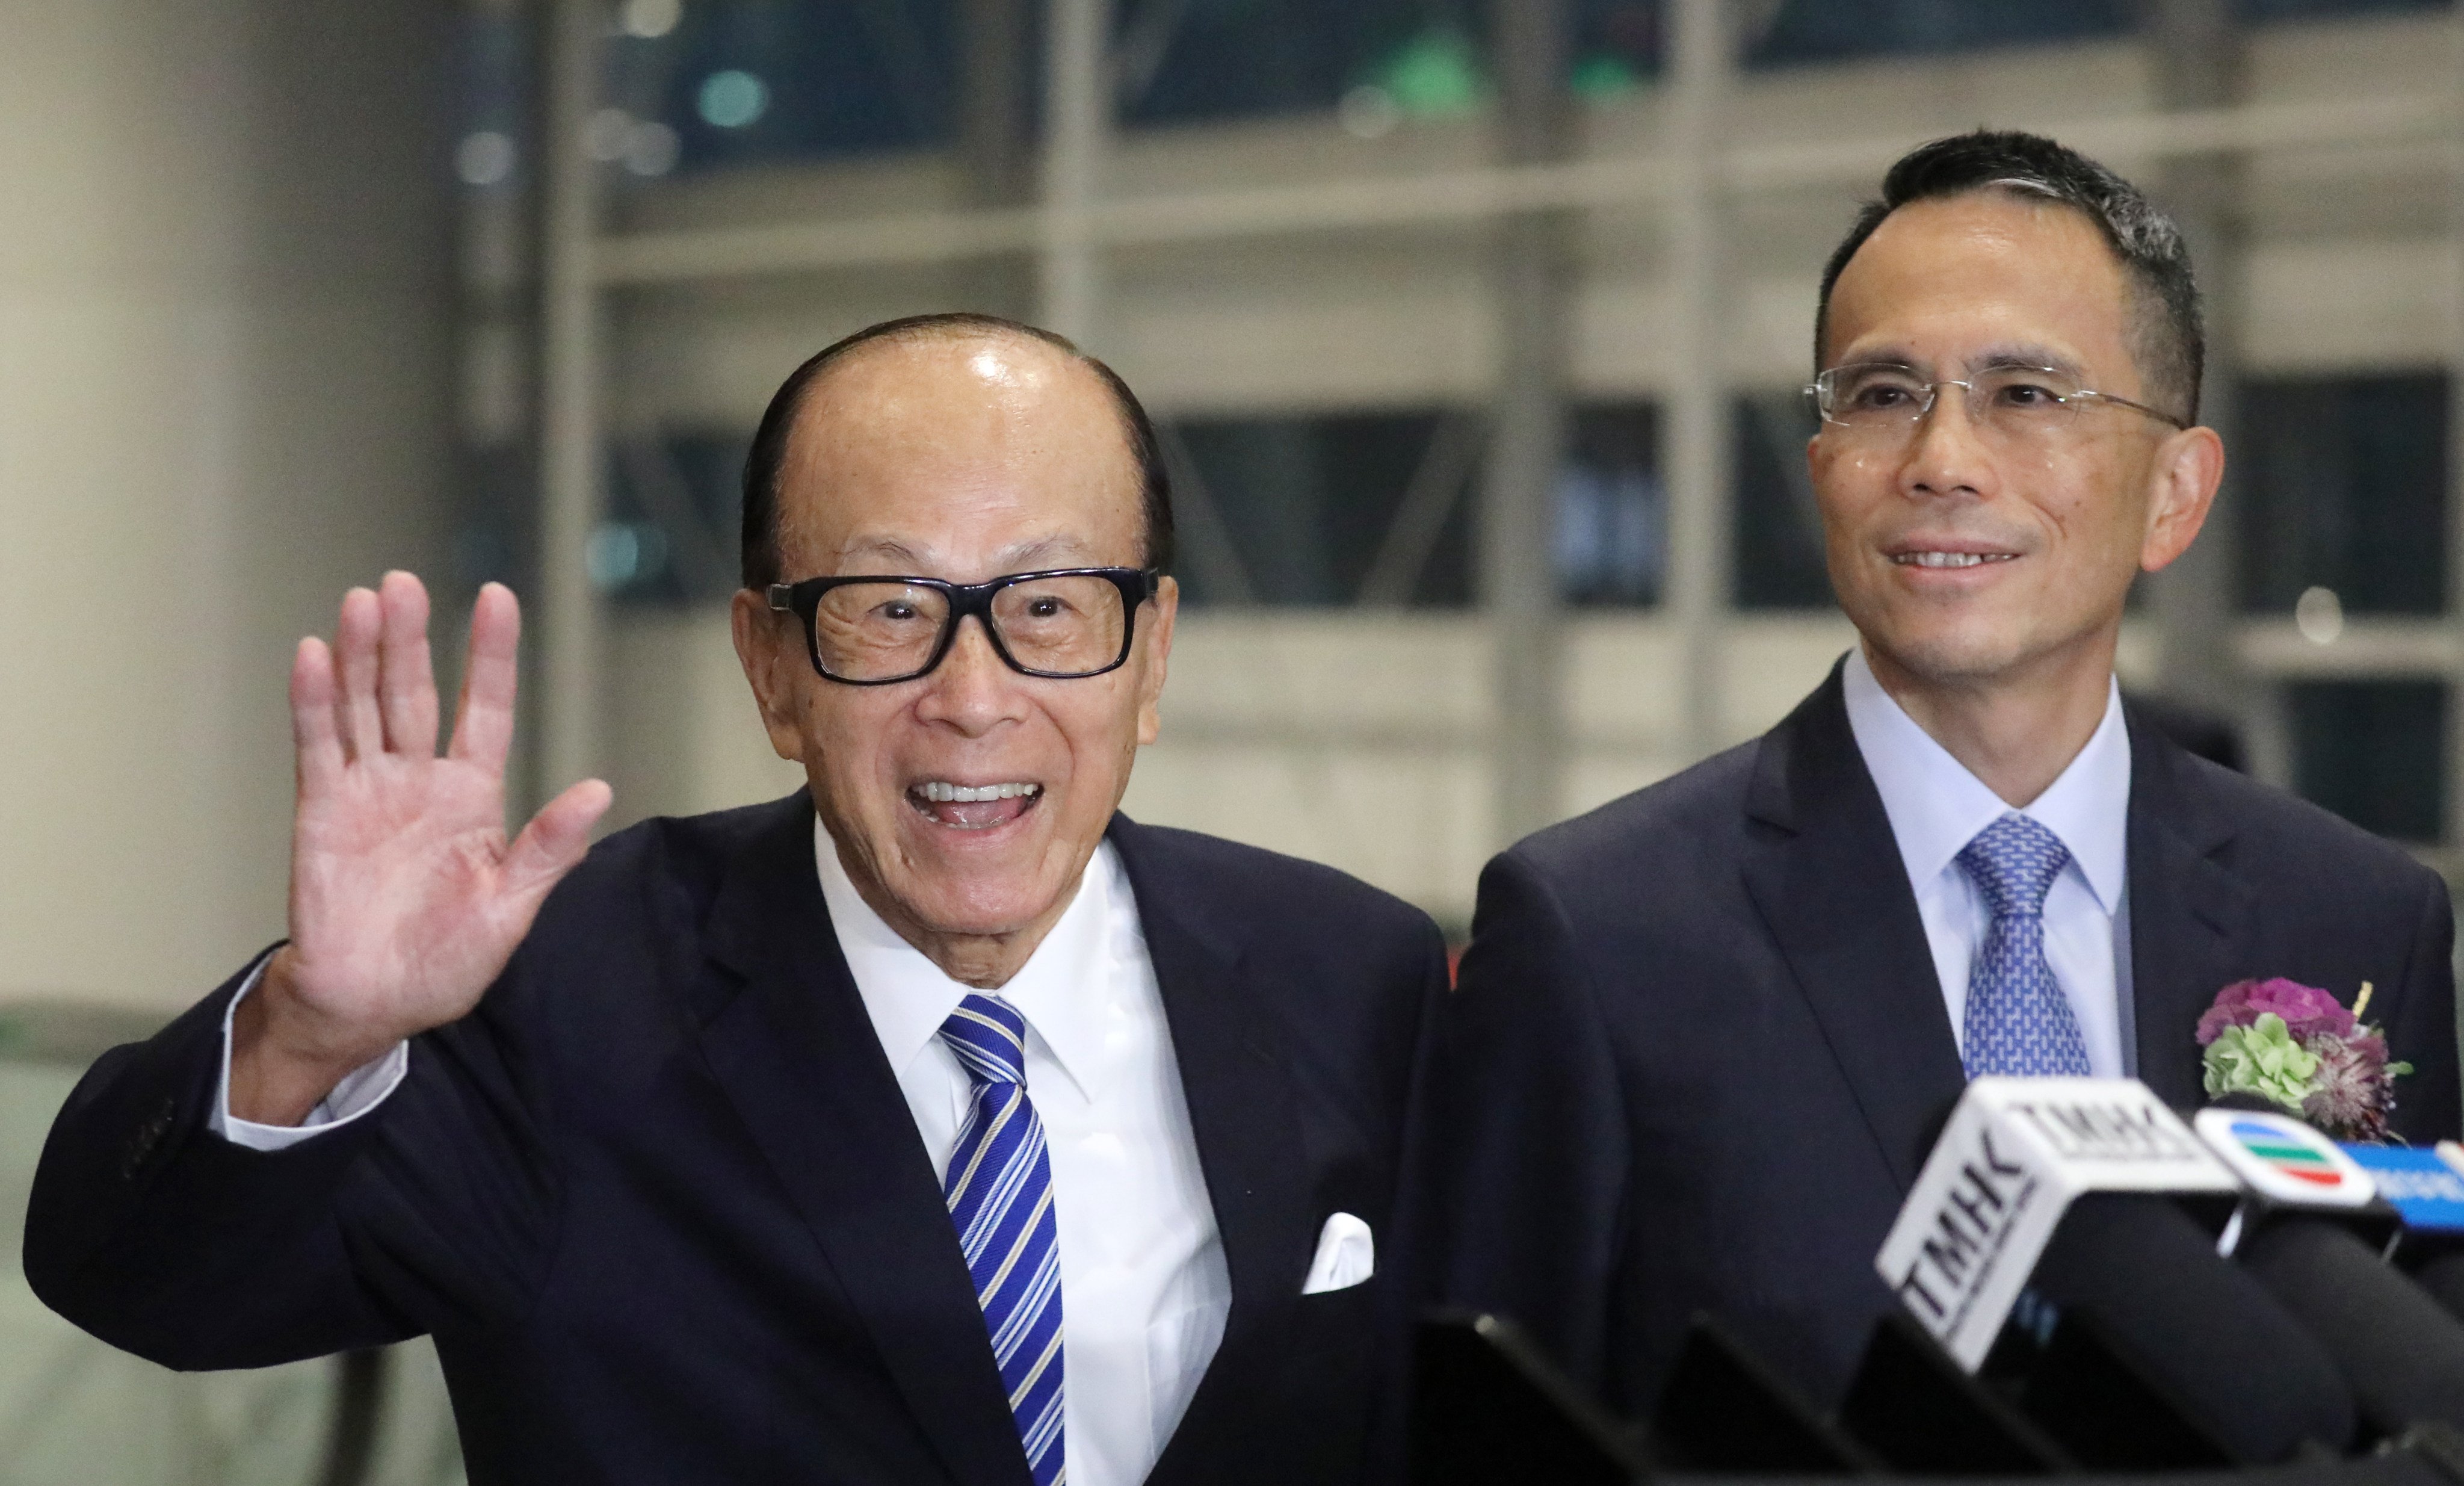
[1957,813,2092,1079]
[939,995,1066,1486]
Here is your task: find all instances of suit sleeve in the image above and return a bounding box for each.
[24,949,560,1370]
[1413,848,1629,1396]
[2386,868,2460,1144]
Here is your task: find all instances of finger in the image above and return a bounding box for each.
[333,587,384,763]
[501,778,613,899]
[449,583,522,772]
[291,637,343,796]
[376,571,440,756]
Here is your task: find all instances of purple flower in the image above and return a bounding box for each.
[2303,1035,2395,1145]
[2196,977,2355,1047]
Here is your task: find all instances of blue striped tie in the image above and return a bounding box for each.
[1957,813,2093,1079]
[939,995,1066,1486]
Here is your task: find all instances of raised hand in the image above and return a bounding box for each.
[230,573,611,1125]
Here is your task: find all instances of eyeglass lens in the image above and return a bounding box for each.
[1823,364,2090,439]
[811,574,1131,681]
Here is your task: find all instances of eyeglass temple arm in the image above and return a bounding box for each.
[765,584,792,610]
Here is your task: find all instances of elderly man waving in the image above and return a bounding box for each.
[28,314,1444,1486]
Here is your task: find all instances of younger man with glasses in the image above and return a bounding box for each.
[1421,131,2460,1411]
[29,314,1445,1485]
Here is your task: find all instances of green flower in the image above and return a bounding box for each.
[2202,1012,2321,1111]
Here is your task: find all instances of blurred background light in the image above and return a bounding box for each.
[622,0,684,41]
[454,128,515,187]
[696,67,770,129]
[2297,586,2347,646]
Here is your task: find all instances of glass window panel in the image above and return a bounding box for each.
[2237,374,2447,616]
[1122,1,1490,130]
[1165,412,1470,607]
[1743,0,2135,68]
[455,10,533,189]
[1734,391,1834,610]
[1567,0,1664,101]
[1560,403,1664,607]
[602,433,752,607]
[453,444,536,598]
[2239,0,2452,20]
[2289,680,2448,844]
[605,0,960,176]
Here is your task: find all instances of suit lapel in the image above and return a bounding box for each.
[1107,817,1314,1476]
[696,794,1028,1486]
[2122,708,2253,1107]
[1740,666,1968,1190]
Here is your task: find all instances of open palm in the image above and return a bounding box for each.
[249,574,610,1106]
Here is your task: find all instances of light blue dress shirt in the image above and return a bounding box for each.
[1839,648,2138,1078]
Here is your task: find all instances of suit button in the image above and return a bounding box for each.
[119,1098,178,1181]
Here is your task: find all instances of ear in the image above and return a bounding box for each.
[730,588,808,763]
[2138,424,2225,574]
[1134,575,1178,748]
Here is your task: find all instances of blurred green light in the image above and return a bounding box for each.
[1377,29,1489,117]
[697,69,769,129]
[1569,53,1641,101]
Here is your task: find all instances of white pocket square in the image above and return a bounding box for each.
[1301,1211,1374,1295]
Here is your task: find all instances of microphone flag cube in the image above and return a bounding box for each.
[2192,1109,2377,1210]
[2336,1142,2464,1233]
[1875,1077,2240,1370]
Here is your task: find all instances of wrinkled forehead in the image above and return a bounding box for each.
[773,332,1144,571]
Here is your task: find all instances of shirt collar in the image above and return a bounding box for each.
[1840,646,2131,914]
[812,819,1118,1101]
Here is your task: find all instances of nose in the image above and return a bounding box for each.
[1898,380,1998,501]
[913,615,1025,736]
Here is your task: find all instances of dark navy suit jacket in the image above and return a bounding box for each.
[26,794,1447,1486]
[1421,665,2460,1414]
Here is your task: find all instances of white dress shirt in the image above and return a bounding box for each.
[1840,647,2137,1077]
[211,954,407,1149]
[212,829,1229,1486]
[815,826,1229,1486]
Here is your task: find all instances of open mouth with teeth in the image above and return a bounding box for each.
[1892,551,2019,569]
[908,779,1045,830]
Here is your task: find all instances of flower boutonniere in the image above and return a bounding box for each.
[2197,977,2412,1144]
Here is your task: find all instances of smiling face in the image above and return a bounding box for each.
[1809,191,2218,701]
[730,331,1175,983]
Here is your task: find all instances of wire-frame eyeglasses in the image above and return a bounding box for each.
[1806,361,2188,442]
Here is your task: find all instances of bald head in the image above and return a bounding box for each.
[740,313,1173,591]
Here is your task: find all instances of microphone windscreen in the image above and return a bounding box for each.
[2238,1216,2464,1434]
[2411,1249,2464,1325]
[2026,1193,2356,1460]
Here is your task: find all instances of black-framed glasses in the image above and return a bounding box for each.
[764,567,1159,684]
[1806,361,2187,441]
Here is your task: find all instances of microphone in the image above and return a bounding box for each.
[1874,1076,2357,1463]
[1408,1312,1641,1486]
[1834,1308,2075,1472]
[2196,1104,2464,1436]
[2335,1138,2464,1322]
[2005,1189,2352,1466]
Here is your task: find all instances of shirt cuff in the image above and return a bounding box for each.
[210,952,410,1152]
